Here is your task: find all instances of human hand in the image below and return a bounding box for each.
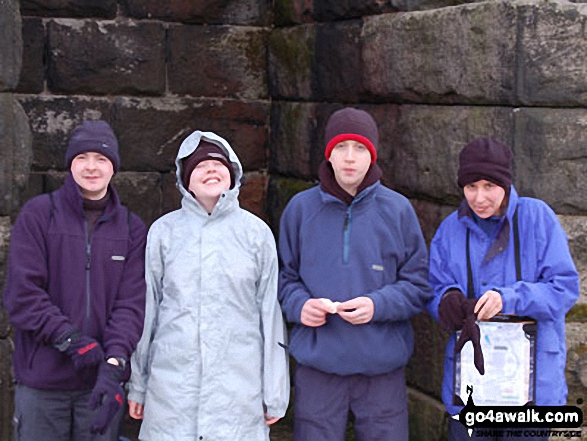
[61,332,104,370]
[264,413,281,426]
[337,297,374,325]
[128,400,144,420]
[475,290,502,321]
[301,299,331,327]
[438,289,468,331]
[89,361,125,434]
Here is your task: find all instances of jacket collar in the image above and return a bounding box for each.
[318,160,382,205]
[62,173,121,220]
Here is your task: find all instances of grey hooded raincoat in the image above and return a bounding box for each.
[128,131,289,441]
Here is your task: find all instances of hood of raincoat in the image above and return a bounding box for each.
[175,131,243,203]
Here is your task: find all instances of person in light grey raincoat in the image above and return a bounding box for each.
[127,130,290,441]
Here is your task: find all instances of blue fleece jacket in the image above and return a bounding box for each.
[428,187,579,415]
[278,182,432,376]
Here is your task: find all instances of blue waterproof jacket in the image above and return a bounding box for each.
[279,182,431,376]
[428,187,579,415]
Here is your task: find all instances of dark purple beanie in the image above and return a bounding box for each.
[181,140,235,190]
[457,137,513,189]
[65,120,120,172]
[324,107,379,164]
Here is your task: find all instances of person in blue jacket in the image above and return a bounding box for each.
[278,107,432,441]
[428,137,579,441]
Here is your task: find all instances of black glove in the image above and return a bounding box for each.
[454,301,485,375]
[438,289,468,331]
[89,361,125,435]
[55,330,105,370]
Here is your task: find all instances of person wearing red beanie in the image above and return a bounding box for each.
[278,107,431,441]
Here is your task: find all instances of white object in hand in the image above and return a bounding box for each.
[320,298,340,314]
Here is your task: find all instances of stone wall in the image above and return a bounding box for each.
[2,0,586,439]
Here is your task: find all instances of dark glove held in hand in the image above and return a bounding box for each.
[438,289,468,331]
[89,361,125,435]
[454,313,485,375]
[62,333,104,370]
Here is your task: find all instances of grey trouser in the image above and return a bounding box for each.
[13,384,124,441]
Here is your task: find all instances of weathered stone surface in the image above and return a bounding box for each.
[0,0,23,92]
[565,323,587,422]
[559,215,587,306]
[313,0,397,21]
[517,1,587,106]
[314,21,363,102]
[266,177,315,234]
[268,25,315,100]
[47,20,165,95]
[0,337,15,441]
[273,0,313,26]
[16,17,44,94]
[408,387,448,441]
[120,0,270,25]
[513,108,587,214]
[168,25,268,100]
[380,105,513,202]
[239,172,268,221]
[0,217,12,338]
[112,97,268,172]
[402,0,484,12]
[21,0,117,18]
[410,199,455,246]
[362,2,517,104]
[270,102,319,178]
[408,313,447,399]
[0,94,33,216]
[17,95,112,170]
[161,171,181,216]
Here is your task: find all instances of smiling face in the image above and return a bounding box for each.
[463,179,507,218]
[188,159,231,212]
[70,151,114,200]
[328,139,372,196]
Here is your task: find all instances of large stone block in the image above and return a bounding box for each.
[0,217,12,338]
[270,102,319,178]
[21,0,117,18]
[168,25,268,99]
[313,0,397,21]
[0,94,33,216]
[47,20,165,95]
[273,0,313,26]
[268,25,315,100]
[314,21,363,101]
[380,105,513,202]
[239,172,269,221]
[266,177,315,234]
[362,2,517,104]
[408,387,448,441]
[513,108,587,214]
[0,0,23,92]
[16,17,44,94]
[0,337,15,441]
[17,95,112,170]
[565,323,587,424]
[517,1,587,106]
[559,215,587,306]
[112,97,269,172]
[408,313,447,399]
[120,0,270,25]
